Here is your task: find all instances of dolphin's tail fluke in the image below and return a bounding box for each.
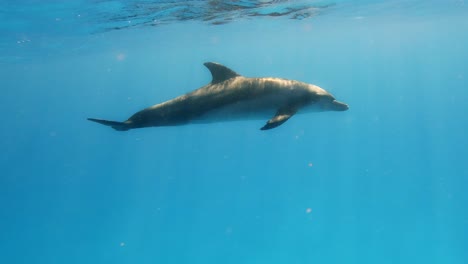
[87,118,130,131]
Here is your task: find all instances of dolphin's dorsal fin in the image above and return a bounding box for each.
[204,62,240,84]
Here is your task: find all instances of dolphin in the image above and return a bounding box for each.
[88,62,348,131]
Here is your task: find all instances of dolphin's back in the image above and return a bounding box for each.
[136,77,306,124]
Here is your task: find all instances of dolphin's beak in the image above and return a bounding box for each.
[331,100,349,111]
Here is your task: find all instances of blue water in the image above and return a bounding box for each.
[1,1,468,263]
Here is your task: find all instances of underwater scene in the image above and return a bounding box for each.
[1,0,468,263]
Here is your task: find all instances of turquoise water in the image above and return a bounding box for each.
[1,1,468,263]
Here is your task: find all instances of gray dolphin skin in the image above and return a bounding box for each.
[88,62,348,131]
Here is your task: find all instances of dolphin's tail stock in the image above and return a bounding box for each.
[87,118,130,131]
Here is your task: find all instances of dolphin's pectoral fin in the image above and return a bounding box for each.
[260,108,297,130]
[260,114,293,130]
[204,62,240,84]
